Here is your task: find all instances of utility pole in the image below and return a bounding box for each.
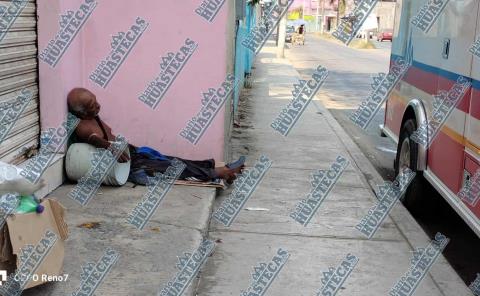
[276,22,280,46]
[303,0,306,19]
[336,0,340,29]
[316,0,319,32]
[277,12,287,58]
[320,0,325,34]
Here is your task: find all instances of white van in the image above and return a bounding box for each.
[381,0,480,237]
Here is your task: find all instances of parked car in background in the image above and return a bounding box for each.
[285,25,295,43]
[377,29,393,42]
[272,25,296,43]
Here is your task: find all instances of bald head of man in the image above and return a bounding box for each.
[67,88,100,119]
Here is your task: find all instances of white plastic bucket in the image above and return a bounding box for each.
[65,143,130,186]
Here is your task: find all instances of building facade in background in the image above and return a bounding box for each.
[287,0,396,33]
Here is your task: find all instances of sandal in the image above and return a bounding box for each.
[226,156,246,170]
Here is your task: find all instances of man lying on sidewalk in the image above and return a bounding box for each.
[66,88,245,185]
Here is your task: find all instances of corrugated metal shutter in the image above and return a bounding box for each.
[0,1,39,165]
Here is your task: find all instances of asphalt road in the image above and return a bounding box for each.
[284,34,480,286]
[372,39,393,49]
[285,35,397,181]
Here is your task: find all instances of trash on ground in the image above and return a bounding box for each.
[15,195,44,214]
[244,207,270,211]
[77,222,101,229]
[1,198,68,289]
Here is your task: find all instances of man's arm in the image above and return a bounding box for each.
[75,122,110,149]
[75,124,130,162]
[87,133,110,149]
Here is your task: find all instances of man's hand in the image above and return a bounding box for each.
[118,151,130,163]
[84,130,130,163]
[105,142,130,163]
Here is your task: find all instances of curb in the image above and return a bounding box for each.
[191,187,217,296]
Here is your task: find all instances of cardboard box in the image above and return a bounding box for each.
[0,198,68,290]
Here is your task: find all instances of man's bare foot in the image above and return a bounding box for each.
[214,167,232,179]
[214,166,245,183]
[230,164,245,175]
[225,172,237,185]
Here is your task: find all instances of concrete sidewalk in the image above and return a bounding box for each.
[194,42,471,295]
[20,41,470,296]
[23,183,216,296]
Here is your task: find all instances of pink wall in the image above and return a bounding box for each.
[37,0,230,161]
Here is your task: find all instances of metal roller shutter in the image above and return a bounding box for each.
[0,0,39,165]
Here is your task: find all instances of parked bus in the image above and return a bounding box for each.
[381,0,480,237]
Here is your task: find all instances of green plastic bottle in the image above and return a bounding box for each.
[15,195,44,214]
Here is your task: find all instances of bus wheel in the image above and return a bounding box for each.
[395,118,427,214]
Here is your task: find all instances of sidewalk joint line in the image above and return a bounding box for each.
[210,228,402,243]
